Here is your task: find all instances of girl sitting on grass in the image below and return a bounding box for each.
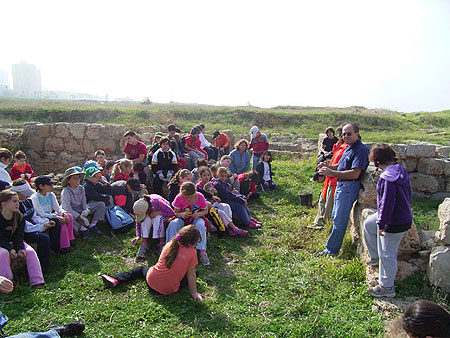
[0,189,45,289]
[196,166,248,237]
[102,225,205,302]
[255,151,278,191]
[111,159,133,182]
[212,167,262,229]
[167,169,193,203]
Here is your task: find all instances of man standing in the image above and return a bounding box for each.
[315,123,369,256]
[123,130,147,164]
[249,126,269,170]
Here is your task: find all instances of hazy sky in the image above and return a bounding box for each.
[1,0,450,112]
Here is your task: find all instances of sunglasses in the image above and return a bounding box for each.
[342,132,353,136]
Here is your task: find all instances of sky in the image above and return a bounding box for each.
[1,0,450,113]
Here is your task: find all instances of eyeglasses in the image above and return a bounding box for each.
[342,132,353,136]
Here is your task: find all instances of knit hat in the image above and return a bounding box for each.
[133,198,149,223]
[85,167,101,179]
[126,178,141,192]
[212,131,220,139]
[62,167,85,187]
[11,181,35,197]
[34,175,56,188]
[250,126,259,139]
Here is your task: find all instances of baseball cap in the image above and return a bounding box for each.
[250,126,259,139]
[11,181,35,197]
[126,178,141,192]
[83,160,102,171]
[34,175,56,188]
[85,167,101,179]
[154,132,164,138]
[133,198,149,223]
[0,180,11,191]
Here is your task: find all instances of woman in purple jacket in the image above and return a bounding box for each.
[364,144,413,298]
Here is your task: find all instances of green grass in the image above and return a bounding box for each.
[1,97,449,145]
[1,156,443,337]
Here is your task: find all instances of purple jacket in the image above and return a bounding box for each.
[376,163,413,232]
[211,178,246,205]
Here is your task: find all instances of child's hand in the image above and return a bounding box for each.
[244,201,248,207]
[81,209,90,217]
[211,188,218,195]
[56,215,65,223]
[131,236,140,245]
[191,292,206,302]
[10,250,17,259]
[140,184,147,189]
[17,250,27,258]
[264,181,269,186]
[177,212,188,219]
[0,276,14,294]
[63,214,71,224]
[44,221,55,230]
[26,173,32,179]
[232,189,239,194]
[212,196,221,203]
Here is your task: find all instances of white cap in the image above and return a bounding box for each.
[250,126,259,139]
[11,181,36,197]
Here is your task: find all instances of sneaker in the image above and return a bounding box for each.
[101,274,118,288]
[251,217,262,224]
[367,285,396,298]
[136,243,149,262]
[306,224,324,230]
[248,220,261,229]
[89,226,103,236]
[227,227,236,237]
[80,230,89,241]
[48,321,85,336]
[59,247,72,255]
[366,258,379,267]
[234,227,248,237]
[32,283,45,289]
[313,250,336,257]
[199,253,210,266]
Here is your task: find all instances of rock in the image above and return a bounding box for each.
[397,223,421,260]
[94,138,118,154]
[427,246,450,291]
[63,138,83,152]
[416,158,446,176]
[372,297,421,313]
[409,173,439,193]
[445,161,450,176]
[402,159,417,173]
[44,138,64,152]
[406,144,436,158]
[85,124,105,140]
[438,198,450,244]
[357,171,378,207]
[418,250,431,257]
[436,146,450,159]
[431,192,450,201]
[446,177,450,193]
[418,230,439,248]
[54,123,70,138]
[69,123,86,139]
[390,144,407,159]
[81,139,94,154]
[349,204,376,261]
[396,261,420,281]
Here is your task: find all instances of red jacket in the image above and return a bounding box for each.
[10,163,35,184]
[249,133,269,154]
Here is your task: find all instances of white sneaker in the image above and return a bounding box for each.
[199,253,210,266]
[136,244,149,262]
[367,284,396,298]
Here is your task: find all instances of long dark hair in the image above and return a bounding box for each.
[403,300,450,338]
[164,225,201,269]
[0,190,19,232]
[369,143,398,167]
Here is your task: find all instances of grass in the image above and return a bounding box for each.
[0,97,449,145]
[1,156,444,337]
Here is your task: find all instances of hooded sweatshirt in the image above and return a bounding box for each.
[376,163,413,233]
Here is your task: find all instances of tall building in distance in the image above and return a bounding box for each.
[12,61,42,97]
[0,69,8,95]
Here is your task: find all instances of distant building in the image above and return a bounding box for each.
[12,61,42,97]
[0,70,8,95]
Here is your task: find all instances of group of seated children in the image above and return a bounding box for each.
[0,124,277,298]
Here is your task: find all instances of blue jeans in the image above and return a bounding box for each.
[252,153,262,170]
[226,201,251,226]
[166,217,207,251]
[8,330,60,338]
[324,180,361,255]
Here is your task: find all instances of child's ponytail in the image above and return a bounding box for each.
[167,169,191,187]
[164,225,201,269]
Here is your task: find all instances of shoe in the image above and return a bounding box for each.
[234,227,248,237]
[227,227,236,237]
[70,240,76,247]
[209,224,217,233]
[59,248,72,255]
[32,283,45,289]
[367,284,396,298]
[248,220,261,229]
[251,217,262,224]
[199,253,210,266]
[306,224,324,230]
[313,250,335,257]
[48,321,85,336]
[80,230,89,241]
[136,244,149,262]
[101,274,118,288]
[89,226,103,236]
[366,258,379,267]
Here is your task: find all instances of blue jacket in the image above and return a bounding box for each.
[229,149,250,174]
[377,163,413,233]
[83,179,111,203]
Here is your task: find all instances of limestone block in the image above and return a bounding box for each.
[396,261,420,281]
[25,135,45,152]
[397,223,421,260]
[438,198,450,244]
[44,138,64,152]
[418,230,439,249]
[427,246,450,292]
[82,138,95,154]
[54,123,70,138]
[349,203,376,261]
[85,124,105,140]
[139,133,153,144]
[357,171,378,207]
[431,192,450,201]
[272,136,292,143]
[94,138,118,154]
[444,160,450,177]
[409,256,429,272]
[399,159,417,173]
[204,134,213,143]
[446,177,450,193]
[270,142,302,152]
[436,146,450,159]
[69,123,86,139]
[23,123,51,138]
[106,124,126,139]
[409,173,439,193]
[417,158,446,176]
[389,144,407,160]
[63,138,83,153]
[406,144,436,158]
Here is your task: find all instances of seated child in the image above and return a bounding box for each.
[10,150,35,184]
[166,182,210,265]
[61,167,105,239]
[103,160,115,182]
[196,166,247,237]
[0,148,13,183]
[110,178,142,215]
[212,167,262,229]
[191,158,208,184]
[102,225,205,301]
[219,155,240,192]
[111,159,133,182]
[132,162,148,186]
[31,176,74,253]
[238,171,260,199]
[95,149,107,173]
[168,169,193,203]
[12,179,61,273]
[131,194,174,261]
[0,189,45,288]
[151,137,178,197]
[256,151,278,191]
[147,132,163,158]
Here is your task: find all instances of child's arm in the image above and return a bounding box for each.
[150,210,162,218]
[187,265,205,302]
[173,207,188,219]
[192,208,208,219]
